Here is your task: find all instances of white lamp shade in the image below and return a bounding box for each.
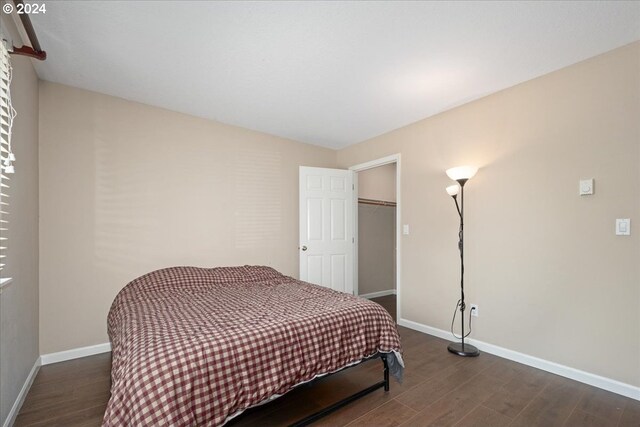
[446,166,478,181]
[446,184,460,196]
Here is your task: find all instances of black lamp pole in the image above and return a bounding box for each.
[447,178,480,357]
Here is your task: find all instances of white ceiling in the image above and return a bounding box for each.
[29,1,640,149]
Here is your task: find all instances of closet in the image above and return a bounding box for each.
[357,164,396,298]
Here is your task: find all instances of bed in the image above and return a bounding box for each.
[103,265,403,426]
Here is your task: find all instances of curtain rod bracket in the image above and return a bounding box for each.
[8,0,47,61]
[10,45,46,60]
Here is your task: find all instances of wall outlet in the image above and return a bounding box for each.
[470,304,479,317]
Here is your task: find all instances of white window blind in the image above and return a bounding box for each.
[0,38,16,275]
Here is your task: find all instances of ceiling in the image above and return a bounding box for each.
[28,1,640,149]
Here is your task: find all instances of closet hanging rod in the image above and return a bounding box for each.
[358,198,397,207]
[8,0,47,60]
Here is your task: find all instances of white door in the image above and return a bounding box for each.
[299,166,354,293]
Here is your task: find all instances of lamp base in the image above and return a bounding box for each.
[447,342,480,357]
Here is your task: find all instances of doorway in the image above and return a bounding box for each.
[350,154,401,321]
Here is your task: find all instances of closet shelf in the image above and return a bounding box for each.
[358,198,396,207]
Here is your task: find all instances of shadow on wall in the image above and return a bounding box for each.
[93,135,287,279]
[233,146,283,250]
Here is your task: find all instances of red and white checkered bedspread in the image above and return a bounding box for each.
[103,266,402,426]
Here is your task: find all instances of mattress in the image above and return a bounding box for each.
[103,265,403,426]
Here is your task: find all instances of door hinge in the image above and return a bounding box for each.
[352,237,355,243]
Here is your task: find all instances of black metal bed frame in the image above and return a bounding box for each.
[289,353,389,427]
[229,353,390,426]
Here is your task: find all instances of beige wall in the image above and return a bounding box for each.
[338,42,640,387]
[358,204,396,295]
[38,82,336,354]
[358,163,396,202]
[0,13,40,425]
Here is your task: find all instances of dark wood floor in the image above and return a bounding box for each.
[15,295,639,426]
[373,295,397,321]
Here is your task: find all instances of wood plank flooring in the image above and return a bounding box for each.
[14,295,639,426]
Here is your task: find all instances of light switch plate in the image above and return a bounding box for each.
[402,224,409,235]
[579,179,594,196]
[616,219,630,236]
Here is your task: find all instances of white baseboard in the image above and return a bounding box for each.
[2,343,112,426]
[40,342,111,366]
[3,357,41,427]
[399,318,453,341]
[359,289,396,299]
[398,318,640,401]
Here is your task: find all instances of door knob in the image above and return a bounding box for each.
[301,246,307,251]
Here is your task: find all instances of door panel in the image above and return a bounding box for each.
[330,176,346,191]
[330,199,346,240]
[306,175,323,190]
[330,254,346,290]
[299,166,353,293]
[307,198,323,240]
[307,255,323,285]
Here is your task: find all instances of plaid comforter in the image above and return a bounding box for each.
[103,266,402,426]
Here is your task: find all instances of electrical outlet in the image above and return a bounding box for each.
[470,304,479,317]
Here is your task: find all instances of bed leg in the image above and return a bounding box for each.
[381,354,389,392]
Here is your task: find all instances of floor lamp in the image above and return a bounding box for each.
[445,166,480,357]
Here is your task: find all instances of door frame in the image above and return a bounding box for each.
[349,153,402,320]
